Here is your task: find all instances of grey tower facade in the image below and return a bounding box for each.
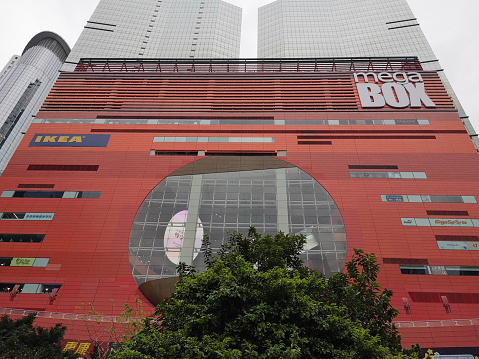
[63,0,242,72]
[0,32,70,172]
[0,56,20,84]
[258,0,477,147]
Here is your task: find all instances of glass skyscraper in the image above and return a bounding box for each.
[62,0,242,71]
[0,32,70,172]
[258,0,477,147]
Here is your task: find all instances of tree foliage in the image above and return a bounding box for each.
[0,313,77,359]
[112,228,421,359]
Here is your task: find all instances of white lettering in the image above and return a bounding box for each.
[404,83,436,108]
[353,72,378,83]
[392,72,409,84]
[382,83,410,108]
[407,72,423,83]
[356,83,386,108]
[378,72,393,82]
[354,71,435,109]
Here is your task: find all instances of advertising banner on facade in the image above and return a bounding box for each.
[29,134,111,147]
[10,258,35,267]
[24,213,54,221]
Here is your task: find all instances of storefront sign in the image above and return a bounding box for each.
[354,72,436,109]
[431,218,473,227]
[437,241,469,251]
[401,218,478,227]
[24,213,55,221]
[385,195,405,202]
[437,241,479,251]
[10,258,35,267]
[30,134,110,147]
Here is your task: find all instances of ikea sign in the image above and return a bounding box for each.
[29,134,110,147]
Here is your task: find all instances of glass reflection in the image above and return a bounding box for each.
[129,156,347,286]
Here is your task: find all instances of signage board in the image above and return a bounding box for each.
[24,213,55,221]
[353,72,436,109]
[29,134,110,147]
[437,241,479,251]
[10,258,35,267]
[430,218,473,227]
[437,241,469,251]
[385,195,405,202]
[401,218,416,226]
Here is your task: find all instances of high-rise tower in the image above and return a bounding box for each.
[0,32,70,172]
[62,0,242,71]
[258,0,477,148]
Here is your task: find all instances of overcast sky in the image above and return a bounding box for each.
[0,0,477,131]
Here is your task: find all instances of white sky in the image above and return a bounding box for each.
[0,0,477,131]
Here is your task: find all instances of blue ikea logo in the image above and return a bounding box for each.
[29,134,110,147]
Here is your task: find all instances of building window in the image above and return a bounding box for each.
[446,266,479,276]
[1,191,101,198]
[350,172,426,179]
[153,136,275,143]
[0,234,45,243]
[0,283,61,294]
[0,283,23,293]
[400,265,479,277]
[27,165,99,171]
[33,118,431,126]
[129,156,347,287]
[349,165,398,170]
[400,265,430,275]
[17,184,55,189]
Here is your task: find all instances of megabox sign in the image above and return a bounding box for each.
[353,72,436,109]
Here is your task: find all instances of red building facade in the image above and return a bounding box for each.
[0,58,478,355]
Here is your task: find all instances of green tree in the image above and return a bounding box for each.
[112,228,421,359]
[0,313,78,359]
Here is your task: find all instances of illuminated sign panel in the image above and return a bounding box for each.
[353,72,436,109]
[401,218,479,227]
[29,134,110,147]
[10,258,35,267]
[437,241,479,251]
[24,213,55,221]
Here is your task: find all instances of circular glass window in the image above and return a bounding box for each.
[129,156,347,286]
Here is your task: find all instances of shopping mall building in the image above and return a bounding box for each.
[0,0,478,356]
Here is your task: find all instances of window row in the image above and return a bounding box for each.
[402,218,479,227]
[33,118,431,126]
[381,195,477,203]
[0,213,54,221]
[1,191,101,199]
[152,150,284,157]
[0,283,61,294]
[0,257,49,267]
[349,165,398,170]
[0,234,45,243]
[350,172,427,179]
[400,265,479,277]
[27,165,99,171]
[153,136,276,143]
